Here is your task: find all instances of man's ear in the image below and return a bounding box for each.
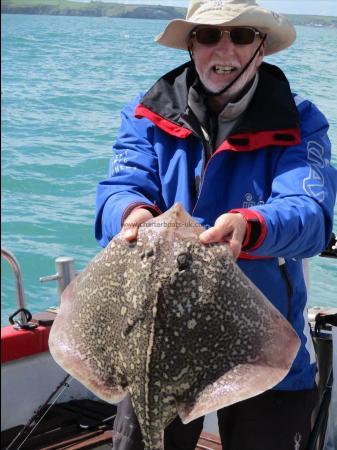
[188,38,194,54]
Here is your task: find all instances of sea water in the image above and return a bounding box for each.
[1,14,337,326]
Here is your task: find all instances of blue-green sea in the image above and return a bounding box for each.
[1,14,337,326]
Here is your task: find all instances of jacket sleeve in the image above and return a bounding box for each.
[95,96,162,247]
[238,99,337,259]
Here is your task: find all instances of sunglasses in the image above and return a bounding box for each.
[191,27,263,46]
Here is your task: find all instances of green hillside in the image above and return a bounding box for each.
[1,0,336,27]
[1,0,186,19]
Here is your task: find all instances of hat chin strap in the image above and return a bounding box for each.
[189,34,266,97]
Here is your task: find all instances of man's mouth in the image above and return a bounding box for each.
[213,65,237,74]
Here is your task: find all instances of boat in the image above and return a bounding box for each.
[1,235,336,450]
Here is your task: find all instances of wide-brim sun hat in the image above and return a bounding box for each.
[155,0,296,56]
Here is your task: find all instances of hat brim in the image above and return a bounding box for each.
[155,6,296,56]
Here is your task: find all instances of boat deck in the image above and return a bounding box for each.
[1,399,221,450]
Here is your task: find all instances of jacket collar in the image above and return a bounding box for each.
[135,61,301,150]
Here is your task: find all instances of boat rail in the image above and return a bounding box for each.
[40,256,77,302]
[1,247,28,326]
[2,249,77,328]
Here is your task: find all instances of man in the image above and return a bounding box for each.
[95,0,337,449]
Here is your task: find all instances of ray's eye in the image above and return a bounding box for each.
[177,253,193,271]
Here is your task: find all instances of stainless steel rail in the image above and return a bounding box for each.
[1,247,28,325]
[40,256,76,302]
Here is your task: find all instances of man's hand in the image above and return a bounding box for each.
[199,213,247,260]
[121,208,154,241]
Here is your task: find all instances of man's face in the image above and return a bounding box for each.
[189,27,264,104]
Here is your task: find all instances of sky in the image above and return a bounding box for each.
[75,1,337,17]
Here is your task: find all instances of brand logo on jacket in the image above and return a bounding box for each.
[303,140,326,203]
[110,150,136,176]
[243,192,265,208]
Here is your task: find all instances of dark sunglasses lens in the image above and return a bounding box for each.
[195,28,222,45]
[230,28,256,44]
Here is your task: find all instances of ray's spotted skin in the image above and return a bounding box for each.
[49,203,300,450]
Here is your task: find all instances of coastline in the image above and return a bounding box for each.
[1,1,337,28]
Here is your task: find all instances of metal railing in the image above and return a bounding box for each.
[40,256,76,302]
[2,248,77,328]
[1,247,28,326]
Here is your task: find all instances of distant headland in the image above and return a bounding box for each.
[2,0,337,28]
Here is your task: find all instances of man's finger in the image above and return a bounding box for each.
[228,239,241,260]
[121,208,154,241]
[122,227,138,241]
[199,226,226,244]
[199,218,233,244]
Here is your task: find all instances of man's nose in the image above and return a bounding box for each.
[213,31,236,51]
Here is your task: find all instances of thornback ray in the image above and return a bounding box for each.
[49,203,300,450]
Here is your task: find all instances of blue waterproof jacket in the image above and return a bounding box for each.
[95,62,337,391]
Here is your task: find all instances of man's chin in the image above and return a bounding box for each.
[202,82,228,95]
[203,83,239,100]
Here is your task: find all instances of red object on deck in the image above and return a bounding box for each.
[1,324,51,363]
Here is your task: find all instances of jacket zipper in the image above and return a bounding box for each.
[278,257,293,322]
[192,144,221,215]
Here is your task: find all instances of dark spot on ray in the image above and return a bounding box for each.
[123,312,146,336]
[124,323,135,336]
[146,248,154,257]
[128,240,137,248]
[120,378,128,389]
[141,248,155,259]
[177,253,193,271]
